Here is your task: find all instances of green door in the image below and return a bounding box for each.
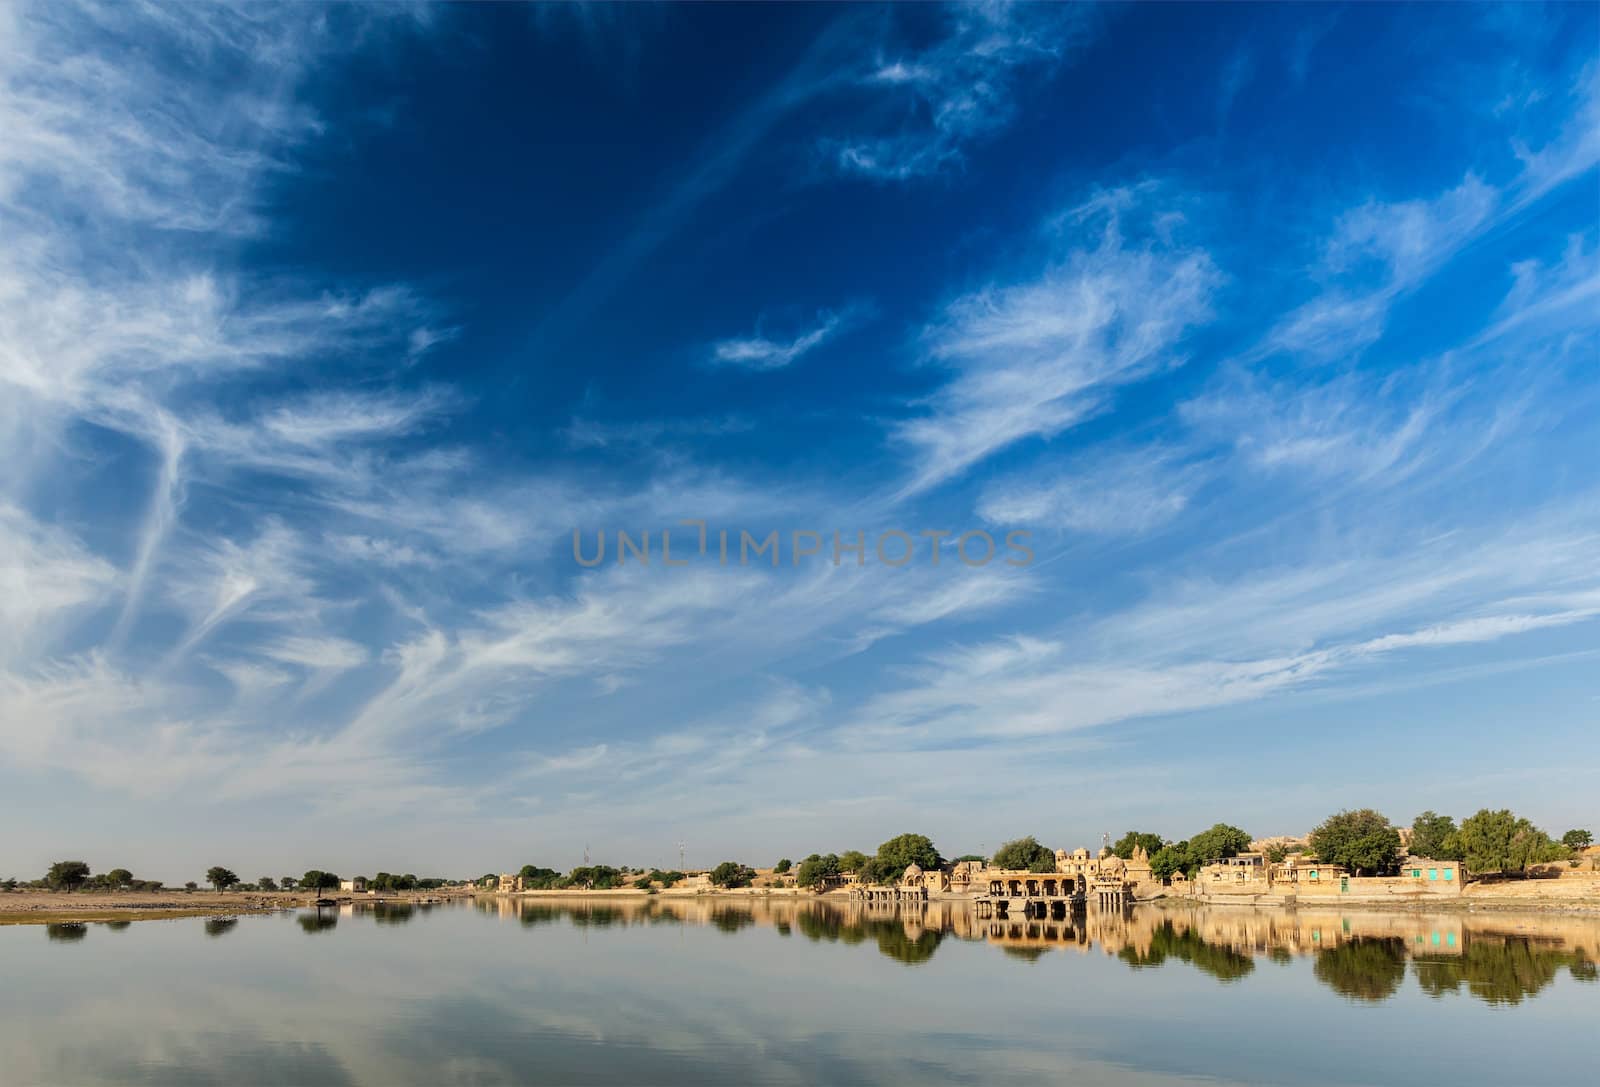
[1340,875,1349,894]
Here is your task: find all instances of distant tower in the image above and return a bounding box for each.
[677,841,686,870]
[583,844,590,866]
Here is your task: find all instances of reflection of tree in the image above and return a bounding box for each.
[298,911,338,934]
[1117,922,1254,982]
[568,906,623,928]
[789,908,943,964]
[1414,939,1599,1005]
[517,905,560,928]
[871,923,942,965]
[1002,946,1047,963]
[204,917,239,938]
[371,904,415,926]
[46,923,87,942]
[710,908,756,934]
[1313,937,1406,1002]
[102,920,132,932]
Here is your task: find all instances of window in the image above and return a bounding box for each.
[1308,870,1318,879]
[1411,869,1422,878]
[1443,869,1453,881]
[1429,868,1438,880]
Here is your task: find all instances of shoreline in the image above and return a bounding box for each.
[6,885,1595,926]
[0,889,470,926]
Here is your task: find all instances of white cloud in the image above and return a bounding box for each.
[896,190,1220,494]
[710,310,851,370]
[977,446,1204,536]
[0,504,118,664]
[825,4,1089,180]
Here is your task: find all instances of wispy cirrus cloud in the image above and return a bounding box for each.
[895,188,1220,495]
[709,308,856,371]
[824,3,1091,180]
[977,445,1206,537]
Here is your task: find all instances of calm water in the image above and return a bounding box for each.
[3,898,1595,1086]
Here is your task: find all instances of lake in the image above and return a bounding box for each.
[3,898,1595,1086]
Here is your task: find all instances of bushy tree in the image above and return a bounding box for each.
[1309,810,1402,875]
[709,861,753,888]
[1186,824,1252,867]
[519,865,563,889]
[206,867,240,892]
[1112,831,1165,859]
[104,868,133,889]
[1563,829,1593,851]
[872,833,941,883]
[46,861,91,892]
[1149,845,1187,881]
[258,877,278,891]
[1455,809,1567,876]
[280,875,298,891]
[301,870,340,895]
[838,850,869,873]
[992,837,1055,871]
[773,858,792,874]
[568,865,622,889]
[796,853,840,888]
[1410,811,1463,860]
[1265,844,1288,863]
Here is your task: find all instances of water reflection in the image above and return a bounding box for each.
[476,894,1599,1004]
[8,898,1598,1087]
[298,910,338,934]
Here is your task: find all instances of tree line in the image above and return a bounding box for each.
[4,862,456,894]
[12,813,1589,897]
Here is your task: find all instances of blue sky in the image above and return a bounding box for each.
[2,2,1597,882]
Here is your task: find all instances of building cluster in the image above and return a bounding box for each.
[1187,852,1465,898]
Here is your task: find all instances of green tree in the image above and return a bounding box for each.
[1265,844,1288,864]
[872,833,941,883]
[568,865,622,889]
[46,861,91,892]
[953,854,986,863]
[183,881,198,892]
[206,867,240,892]
[773,858,792,874]
[1149,845,1187,881]
[838,850,869,872]
[709,861,753,888]
[1187,824,1252,868]
[795,853,840,888]
[280,875,298,891]
[1410,811,1462,860]
[992,836,1055,871]
[1562,829,1593,851]
[1112,831,1165,859]
[258,876,278,891]
[1456,809,1567,876]
[104,867,133,889]
[1309,809,1402,875]
[301,870,340,895]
